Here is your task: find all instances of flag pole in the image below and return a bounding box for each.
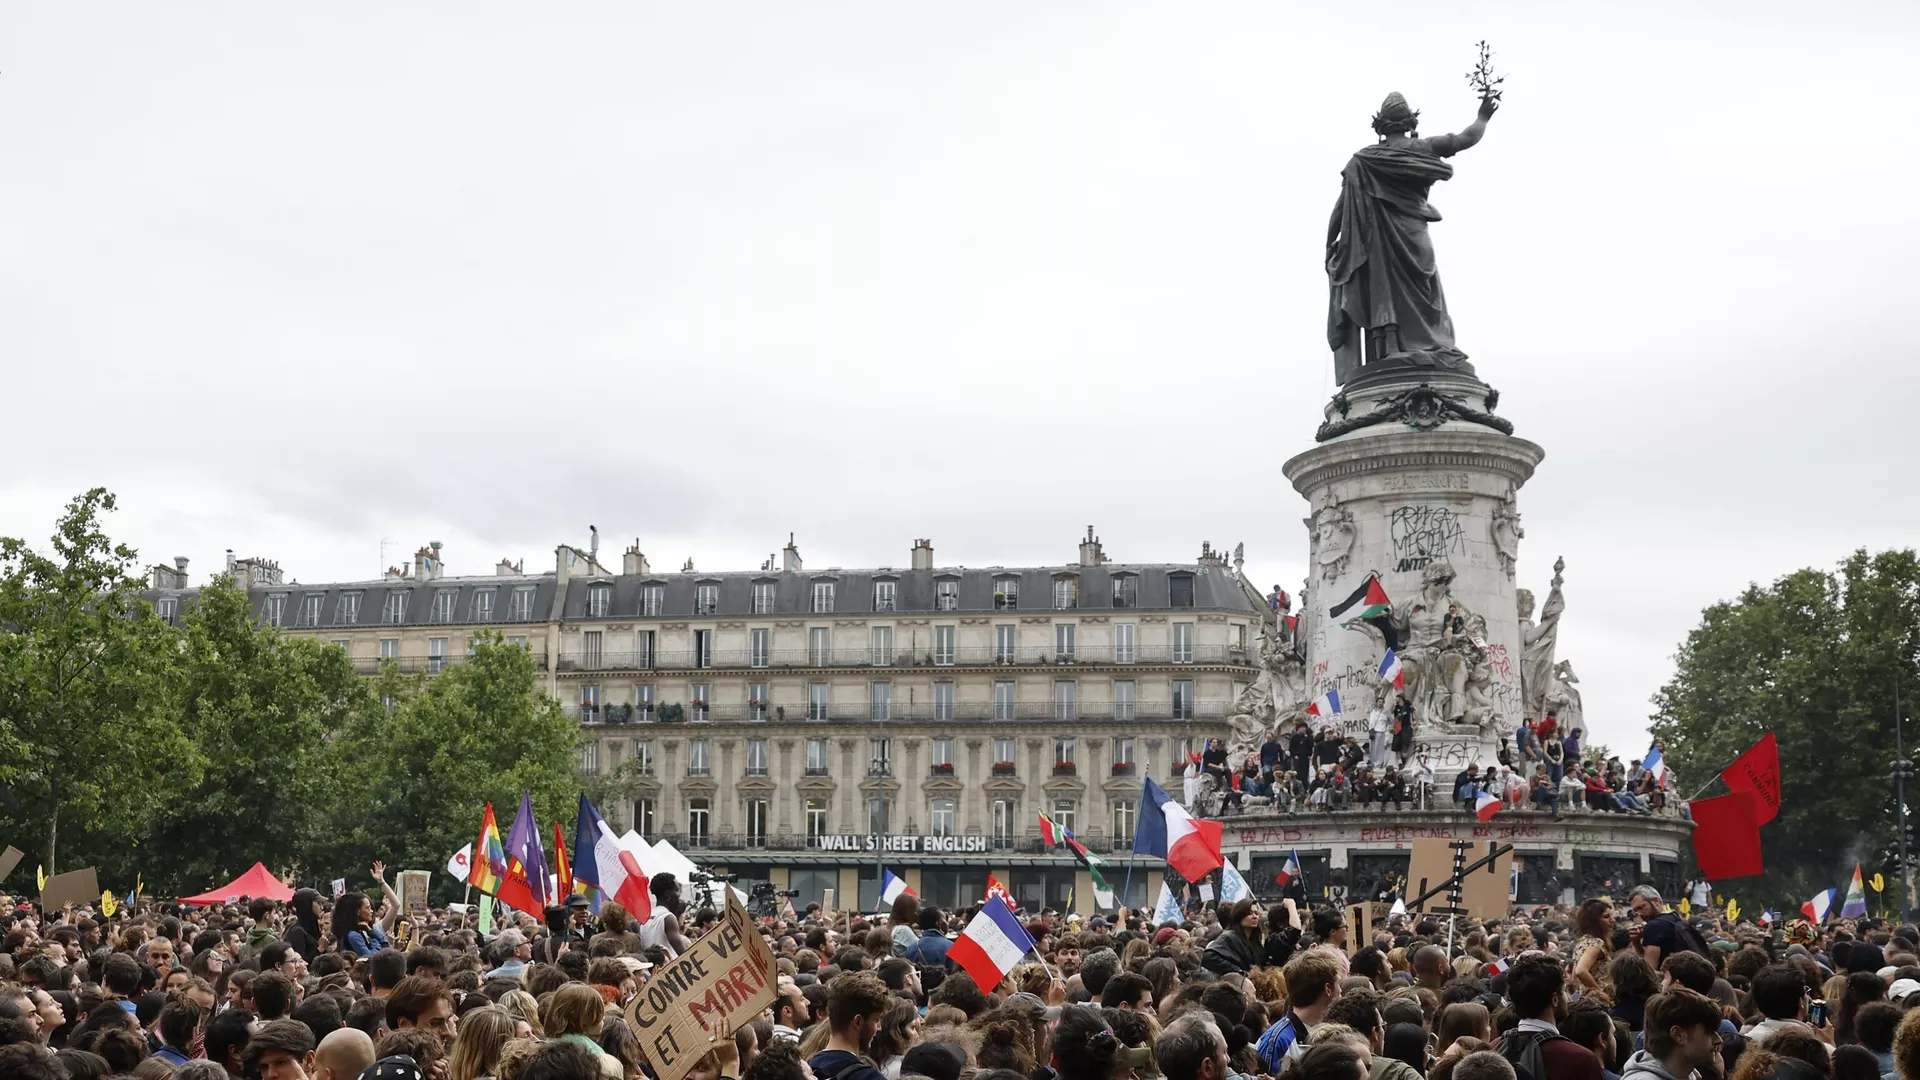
[1122,765,1145,914]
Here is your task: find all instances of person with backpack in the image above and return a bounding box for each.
[1627,886,1711,969]
[1620,989,1727,1080]
[1494,954,1602,1080]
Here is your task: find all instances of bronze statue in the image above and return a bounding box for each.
[1327,89,1499,385]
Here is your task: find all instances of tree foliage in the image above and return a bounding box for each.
[0,491,587,898]
[1650,549,1920,901]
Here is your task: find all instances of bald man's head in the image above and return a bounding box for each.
[1413,946,1449,984]
[313,1026,377,1080]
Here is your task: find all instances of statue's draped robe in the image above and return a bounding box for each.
[1327,137,1470,384]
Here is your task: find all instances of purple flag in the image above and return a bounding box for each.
[504,793,551,904]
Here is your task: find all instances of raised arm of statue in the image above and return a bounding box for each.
[1449,95,1499,152]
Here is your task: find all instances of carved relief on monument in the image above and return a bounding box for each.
[1312,496,1357,582]
[1516,557,1566,723]
[1490,488,1524,580]
[1224,622,1315,766]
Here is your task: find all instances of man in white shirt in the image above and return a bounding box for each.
[1366,695,1391,768]
[1412,754,1435,810]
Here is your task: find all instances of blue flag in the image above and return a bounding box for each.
[573,794,608,913]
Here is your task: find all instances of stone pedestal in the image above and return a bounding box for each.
[1283,390,1543,765]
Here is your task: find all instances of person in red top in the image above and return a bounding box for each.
[1494,954,1602,1080]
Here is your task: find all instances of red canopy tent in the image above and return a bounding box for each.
[180,862,295,905]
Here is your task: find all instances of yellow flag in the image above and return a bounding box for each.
[100,891,119,917]
[35,866,45,891]
[1873,873,1886,892]
[1678,897,1691,916]
[1727,899,1740,922]
[135,873,145,899]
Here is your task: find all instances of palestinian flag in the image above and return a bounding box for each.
[1038,812,1066,847]
[1088,864,1116,912]
[1065,834,1109,869]
[1330,574,1397,651]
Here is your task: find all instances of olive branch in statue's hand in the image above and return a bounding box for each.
[1466,40,1505,104]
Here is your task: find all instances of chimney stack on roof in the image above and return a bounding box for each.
[414,542,445,581]
[1079,526,1106,567]
[624,541,649,577]
[782,533,803,573]
[911,538,934,571]
[495,557,523,576]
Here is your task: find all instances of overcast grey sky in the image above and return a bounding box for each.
[5,2,1916,756]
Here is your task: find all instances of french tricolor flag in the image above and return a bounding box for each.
[1133,775,1225,882]
[1378,649,1404,689]
[1643,744,1667,781]
[1475,791,1503,822]
[574,796,651,922]
[879,869,913,907]
[1803,887,1837,923]
[1308,689,1342,719]
[948,892,1037,994]
[1485,957,1510,976]
[1275,849,1302,887]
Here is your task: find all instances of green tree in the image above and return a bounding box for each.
[0,489,193,875]
[1650,549,1920,902]
[142,577,376,895]
[326,632,583,890]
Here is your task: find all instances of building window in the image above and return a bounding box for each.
[690,683,710,722]
[746,799,769,847]
[809,627,831,667]
[1052,575,1078,610]
[748,683,769,722]
[379,638,399,659]
[588,585,612,618]
[811,581,835,613]
[1169,573,1195,608]
[1055,623,1076,661]
[750,628,770,668]
[687,799,711,846]
[580,741,601,775]
[1173,622,1195,663]
[335,593,360,625]
[751,581,776,614]
[635,685,654,723]
[934,626,955,666]
[383,591,408,624]
[1052,799,1076,836]
[806,737,829,775]
[993,576,1019,610]
[330,639,351,653]
[994,680,1016,721]
[430,589,456,623]
[808,683,829,722]
[806,798,830,840]
[994,737,1016,767]
[582,630,604,668]
[1114,680,1136,722]
[299,594,323,627]
[633,739,654,776]
[1113,737,1136,768]
[634,798,655,837]
[1054,737,1076,766]
[995,625,1016,664]
[870,626,893,666]
[931,798,956,837]
[428,638,448,674]
[747,738,768,776]
[695,584,719,616]
[933,737,955,767]
[155,596,178,624]
[1114,622,1136,664]
[869,738,891,777]
[687,739,711,776]
[264,594,287,627]
[471,589,495,622]
[1053,681,1077,722]
[868,797,889,835]
[936,579,959,611]
[933,682,955,722]
[507,635,527,649]
[640,585,664,617]
[636,630,654,669]
[870,682,892,721]
[1111,574,1137,608]
[1172,679,1196,720]
[580,684,601,722]
[1112,800,1136,845]
[1234,623,1247,651]
[504,586,531,622]
[991,799,1015,842]
[693,629,713,669]
[873,580,896,612]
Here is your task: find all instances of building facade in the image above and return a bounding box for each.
[148,529,1275,915]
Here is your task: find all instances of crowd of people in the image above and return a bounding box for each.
[1193,713,1679,820]
[3,867,1915,1080]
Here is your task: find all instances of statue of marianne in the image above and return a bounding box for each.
[1327,90,1499,386]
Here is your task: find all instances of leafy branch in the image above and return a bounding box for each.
[1465,40,1505,102]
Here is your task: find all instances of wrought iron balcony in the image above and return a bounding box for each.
[556,642,1253,674]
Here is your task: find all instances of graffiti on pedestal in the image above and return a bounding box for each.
[1389,506,1468,574]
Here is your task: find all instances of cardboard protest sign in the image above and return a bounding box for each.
[625,891,776,1080]
[0,846,23,883]
[400,870,431,914]
[41,867,100,912]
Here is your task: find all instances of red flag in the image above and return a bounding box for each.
[1719,733,1781,825]
[1690,793,1764,879]
[495,867,544,918]
[551,821,573,899]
